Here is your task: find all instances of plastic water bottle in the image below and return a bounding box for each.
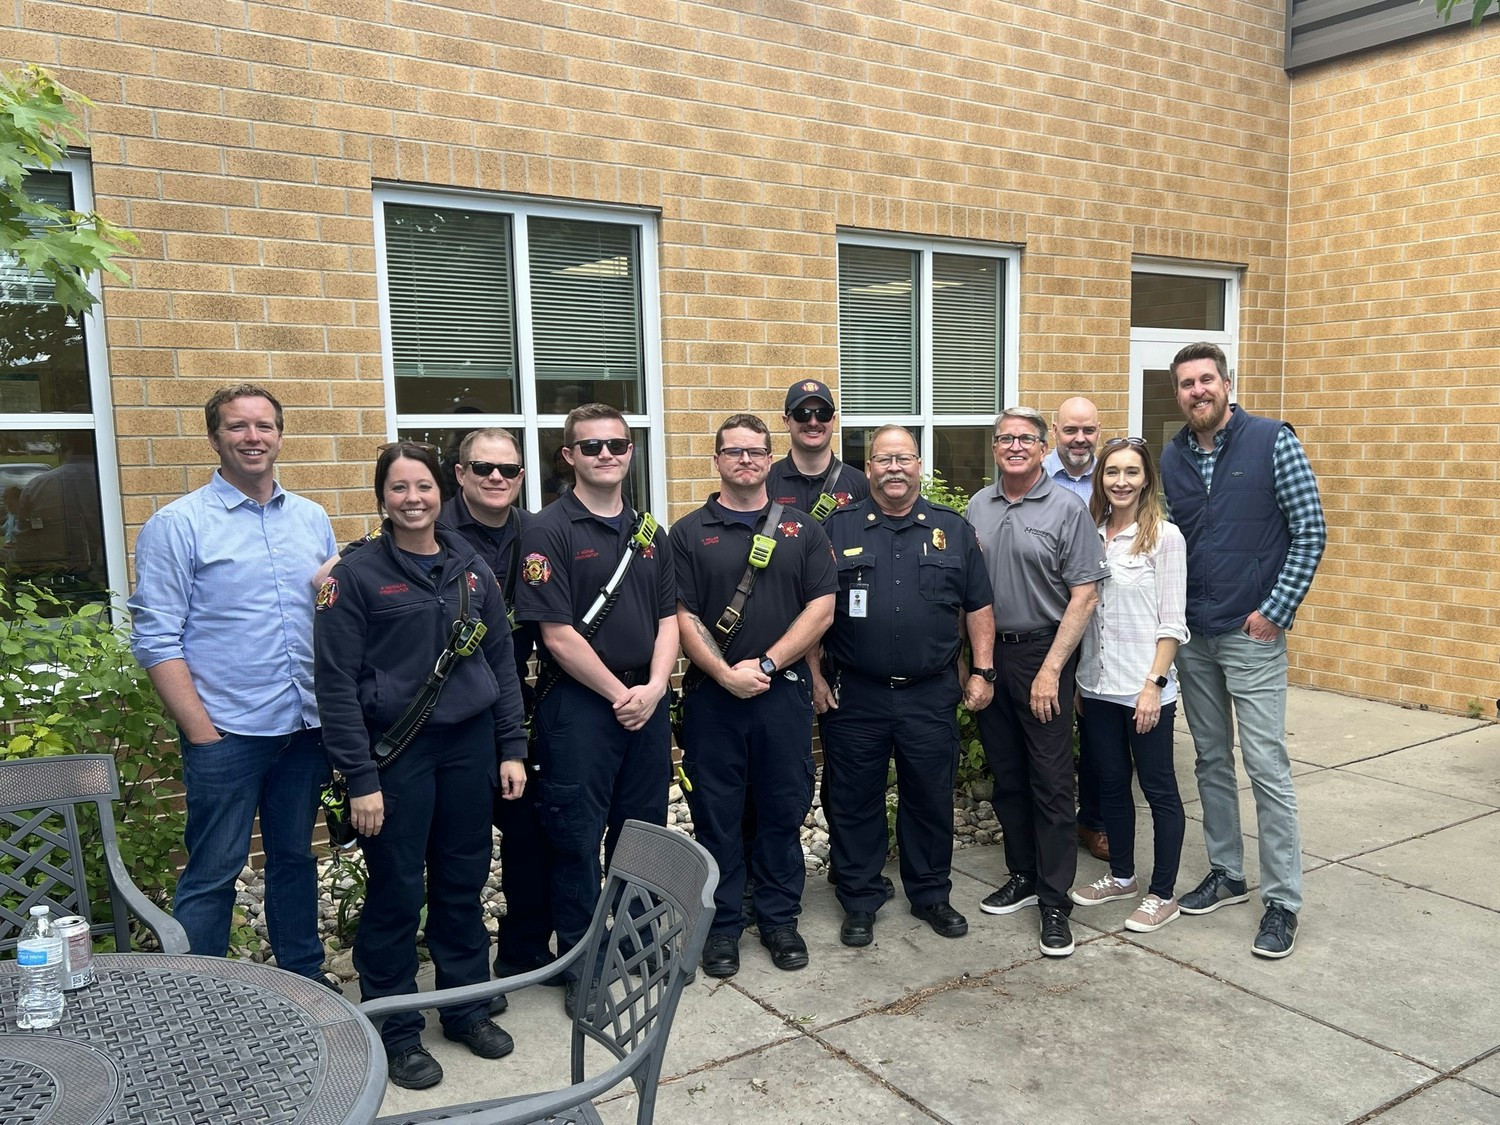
[16,905,65,1029]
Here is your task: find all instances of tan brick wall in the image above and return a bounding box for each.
[1285,28,1500,716]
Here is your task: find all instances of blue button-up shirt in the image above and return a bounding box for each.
[1041,449,1094,503]
[128,472,337,736]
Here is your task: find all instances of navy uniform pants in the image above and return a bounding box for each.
[355,711,494,1055]
[681,670,816,936]
[533,676,670,981]
[975,637,1080,912]
[821,668,961,914]
[492,783,554,972]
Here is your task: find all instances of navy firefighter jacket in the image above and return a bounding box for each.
[313,522,528,799]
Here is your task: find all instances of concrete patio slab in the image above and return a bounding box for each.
[819,935,1431,1124]
[1129,864,1500,1070]
[597,1036,928,1124]
[1280,689,1482,767]
[1341,725,1500,808]
[1344,812,1500,913]
[1362,1078,1500,1123]
[1463,1053,1500,1097]
[1180,767,1490,863]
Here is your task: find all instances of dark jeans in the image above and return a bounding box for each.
[822,669,961,913]
[1079,696,1185,899]
[533,676,671,980]
[176,726,327,977]
[1075,711,1104,831]
[975,637,1079,912]
[681,671,816,935]
[355,712,495,1054]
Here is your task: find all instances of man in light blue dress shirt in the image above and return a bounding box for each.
[1040,396,1112,864]
[129,384,337,980]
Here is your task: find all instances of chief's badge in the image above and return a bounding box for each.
[522,552,552,587]
[932,528,947,551]
[315,576,338,612]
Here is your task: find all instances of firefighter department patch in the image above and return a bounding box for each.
[522,552,552,586]
[778,520,802,538]
[315,576,338,612]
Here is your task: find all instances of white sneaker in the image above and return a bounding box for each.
[1069,875,1138,907]
[1124,893,1179,933]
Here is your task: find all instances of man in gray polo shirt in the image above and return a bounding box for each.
[966,406,1107,958]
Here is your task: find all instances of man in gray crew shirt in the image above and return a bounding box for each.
[966,406,1107,959]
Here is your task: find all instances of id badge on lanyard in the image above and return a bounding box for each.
[849,581,869,619]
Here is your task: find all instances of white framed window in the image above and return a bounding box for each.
[836,232,1020,495]
[0,157,125,611]
[1129,259,1240,448]
[373,188,664,513]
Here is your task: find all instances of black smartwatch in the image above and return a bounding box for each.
[970,667,998,683]
[759,654,777,676]
[1148,674,1168,688]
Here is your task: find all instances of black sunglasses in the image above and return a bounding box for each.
[465,460,522,479]
[789,405,835,424]
[570,437,632,457]
[1103,437,1148,450]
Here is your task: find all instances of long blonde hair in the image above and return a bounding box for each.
[1088,440,1162,557]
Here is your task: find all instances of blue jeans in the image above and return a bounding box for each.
[1079,697,1184,899]
[175,727,328,977]
[1175,629,1302,913]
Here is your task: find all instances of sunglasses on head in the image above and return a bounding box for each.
[570,437,632,457]
[465,460,522,479]
[377,440,439,455]
[1103,436,1148,450]
[789,405,834,424]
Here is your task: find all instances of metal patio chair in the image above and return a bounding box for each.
[0,752,189,954]
[364,819,719,1125]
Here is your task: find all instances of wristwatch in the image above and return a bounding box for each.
[759,654,777,676]
[970,667,998,683]
[1147,674,1168,688]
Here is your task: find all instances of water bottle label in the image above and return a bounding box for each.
[18,946,49,966]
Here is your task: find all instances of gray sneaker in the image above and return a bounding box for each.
[1252,905,1298,959]
[1178,869,1250,915]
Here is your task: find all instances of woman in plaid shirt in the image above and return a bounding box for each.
[1068,438,1190,933]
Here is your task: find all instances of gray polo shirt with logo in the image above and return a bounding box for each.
[965,474,1108,633]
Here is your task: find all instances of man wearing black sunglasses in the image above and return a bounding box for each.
[767,379,869,519]
[446,429,555,997]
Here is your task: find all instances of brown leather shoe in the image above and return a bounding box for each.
[1077,824,1110,861]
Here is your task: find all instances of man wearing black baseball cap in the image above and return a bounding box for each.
[766,379,870,520]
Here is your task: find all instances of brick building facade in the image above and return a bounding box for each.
[1,2,1495,713]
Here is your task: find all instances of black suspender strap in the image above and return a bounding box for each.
[710,501,783,643]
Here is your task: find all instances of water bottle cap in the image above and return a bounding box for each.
[29,905,48,916]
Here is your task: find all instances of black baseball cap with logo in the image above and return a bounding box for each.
[784,379,835,413]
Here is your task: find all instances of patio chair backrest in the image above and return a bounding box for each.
[0,753,134,952]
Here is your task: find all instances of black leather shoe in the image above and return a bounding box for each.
[840,911,876,947]
[1039,906,1075,957]
[912,900,969,938]
[444,1017,514,1059]
[562,979,596,1020]
[980,874,1039,916]
[387,1045,443,1090]
[702,932,740,978]
[760,925,809,971]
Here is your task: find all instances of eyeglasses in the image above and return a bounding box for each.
[789,406,835,424]
[1103,436,1148,450]
[870,453,918,468]
[570,437,632,457]
[718,447,771,461]
[993,433,1042,448]
[465,460,522,479]
[377,440,439,455]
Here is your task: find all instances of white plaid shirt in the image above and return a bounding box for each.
[1077,519,1189,706]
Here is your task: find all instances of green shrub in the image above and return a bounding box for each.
[1,581,183,941]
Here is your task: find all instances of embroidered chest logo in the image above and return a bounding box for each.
[701,535,720,547]
[522,552,551,586]
[575,547,600,561]
[833,492,852,507]
[378,583,409,596]
[315,577,338,611]
[640,542,656,560]
[778,520,802,539]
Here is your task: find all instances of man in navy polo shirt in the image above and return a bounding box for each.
[514,404,677,1017]
[766,379,869,517]
[671,413,836,978]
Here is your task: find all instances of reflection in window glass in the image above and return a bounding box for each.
[1130,273,1226,331]
[540,427,650,513]
[933,427,993,497]
[1,430,108,605]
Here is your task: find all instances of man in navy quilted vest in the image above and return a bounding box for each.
[1159,343,1326,960]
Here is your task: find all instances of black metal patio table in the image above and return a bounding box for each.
[0,952,386,1125]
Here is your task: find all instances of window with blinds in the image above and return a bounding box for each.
[836,237,1014,495]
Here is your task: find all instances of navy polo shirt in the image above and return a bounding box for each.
[766,455,869,519]
[514,492,673,674]
[441,493,526,597]
[822,497,993,680]
[670,495,838,668]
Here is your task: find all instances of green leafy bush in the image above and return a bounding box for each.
[1,581,183,938]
